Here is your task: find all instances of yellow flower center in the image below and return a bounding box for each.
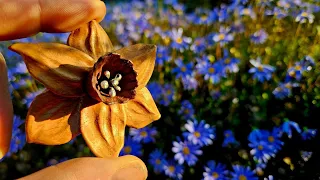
[156,159,161,164]
[243,9,250,15]
[181,67,187,72]
[168,166,175,173]
[209,67,215,73]
[140,131,147,137]
[176,37,183,44]
[258,145,263,150]
[225,133,230,137]
[201,15,208,21]
[123,146,132,154]
[183,147,190,155]
[239,175,247,180]
[194,131,201,138]
[212,172,219,178]
[295,65,302,70]
[268,136,274,143]
[258,65,264,71]
[219,34,225,40]
[225,58,231,64]
[184,109,189,114]
[301,12,308,17]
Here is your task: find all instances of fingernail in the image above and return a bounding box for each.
[112,166,146,180]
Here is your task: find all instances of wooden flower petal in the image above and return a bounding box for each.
[80,98,126,157]
[26,90,81,145]
[68,20,114,61]
[115,44,156,90]
[125,87,161,129]
[9,43,94,97]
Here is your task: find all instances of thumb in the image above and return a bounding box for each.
[19,155,148,180]
[0,52,13,159]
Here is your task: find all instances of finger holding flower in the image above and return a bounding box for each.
[9,20,161,158]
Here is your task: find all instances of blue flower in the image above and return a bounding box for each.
[183,120,215,147]
[169,28,192,52]
[196,57,224,84]
[222,130,239,147]
[301,128,317,140]
[250,29,268,44]
[248,130,275,163]
[163,160,184,180]
[239,6,257,19]
[203,160,229,180]
[282,120,302,138]
[120,136,142,157]
[178,100,195,120]
[295,11,315,24]
[159,83,175,106]
[129,126,157,143]
[156,45,170,66]
[148,82,175,106]
[148,149,167,173]
[231,20,245,33]
[172,58,194,79]
[273,82,296,99]
[211,27,234,46]
[172,139,203,166]
[190,37,207,54]
[286,62,305,81]
[249,58,275,82]
[4,116,26,158]
[23,89,44,108]
[267,127,284,153]
[220,49,240,73]
[147,82,163,102]
[231,165,258,180]
[191,10,217,25]
[181,75,198,90]
[301,151,312,162]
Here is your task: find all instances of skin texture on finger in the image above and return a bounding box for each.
[19,155,147,180]
[0,0,106,40]
[0,53,13,159]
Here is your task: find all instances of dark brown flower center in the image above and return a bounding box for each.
[87,53,138,105]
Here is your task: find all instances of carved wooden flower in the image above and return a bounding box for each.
[9,21,161,158]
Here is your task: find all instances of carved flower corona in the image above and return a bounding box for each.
[9,21,161,157]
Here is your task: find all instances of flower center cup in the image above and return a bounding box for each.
[87,53,138,105]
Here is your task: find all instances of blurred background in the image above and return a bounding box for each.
[1,0,320,179]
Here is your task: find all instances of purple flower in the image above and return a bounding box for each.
[249,58,275,82]
[250,29,268,44]
[129,126,157,143]
[183,120,215,147]
[172,140,203,166]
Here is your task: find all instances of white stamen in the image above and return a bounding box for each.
[100,80,109,89]
[111,79,119,86]
[109,87,116,97]
[104,71,111,79]
[114,86,121,91]
[115,74,122,80]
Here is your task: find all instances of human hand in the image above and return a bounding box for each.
[0,1,147,179]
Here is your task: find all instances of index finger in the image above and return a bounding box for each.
[0,0,106,40]
[0,52,13,159]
